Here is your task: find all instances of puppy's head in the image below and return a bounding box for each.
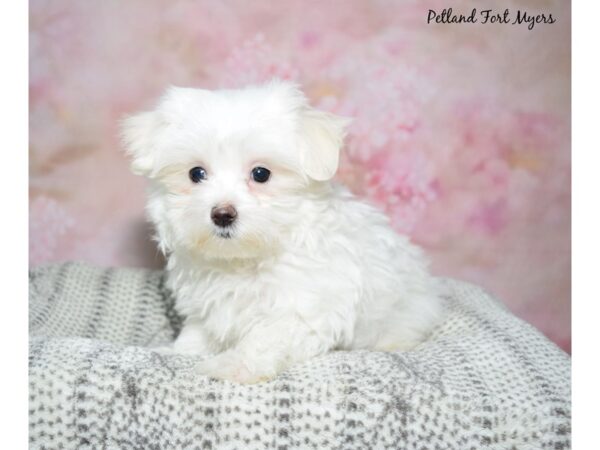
[122,80,350,260]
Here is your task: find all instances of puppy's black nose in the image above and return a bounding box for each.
[211,205,237,227]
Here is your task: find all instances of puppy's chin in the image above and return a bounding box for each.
[191,228,278,261]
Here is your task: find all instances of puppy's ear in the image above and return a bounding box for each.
[298,107,351,181]
[120,110,164,177]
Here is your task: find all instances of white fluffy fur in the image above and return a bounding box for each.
[122,80,442,384]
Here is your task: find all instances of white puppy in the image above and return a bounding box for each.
[122,80,442,384]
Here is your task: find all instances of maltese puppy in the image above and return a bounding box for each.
[122,80,442,384]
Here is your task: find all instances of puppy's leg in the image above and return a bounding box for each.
[373,290,443,352]
[196,316,333,384]
[155,318,214,356]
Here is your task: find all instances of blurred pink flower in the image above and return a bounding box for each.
[222,34,300,86]
[354,149,438,233]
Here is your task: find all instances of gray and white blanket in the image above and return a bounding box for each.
[29,262,571,449]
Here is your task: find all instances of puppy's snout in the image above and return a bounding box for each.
[211,204,237,228]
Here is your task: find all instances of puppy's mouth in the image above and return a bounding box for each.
[214,228,234,239]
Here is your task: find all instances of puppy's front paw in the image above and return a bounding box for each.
[151,344,176,355]
[196,351,275,384]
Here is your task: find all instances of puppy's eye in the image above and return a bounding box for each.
[189,166,207,183]
[251,166,271,183]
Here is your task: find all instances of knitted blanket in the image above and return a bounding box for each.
[29,262,571,449]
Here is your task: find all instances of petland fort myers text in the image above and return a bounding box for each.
[427,8,556,30]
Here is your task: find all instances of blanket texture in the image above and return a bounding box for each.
[29,262,571,449]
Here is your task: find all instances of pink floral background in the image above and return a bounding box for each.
[29,0,571,352]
